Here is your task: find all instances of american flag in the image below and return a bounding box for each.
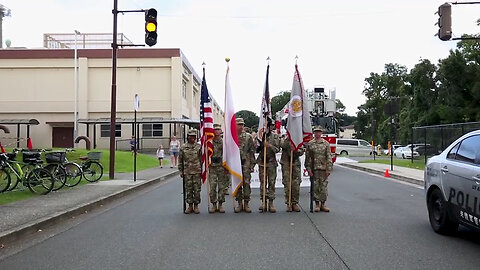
[200,67,214,184]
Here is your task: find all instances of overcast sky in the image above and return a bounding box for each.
[1,0,479,115]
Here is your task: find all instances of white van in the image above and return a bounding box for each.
[336,139,376,156]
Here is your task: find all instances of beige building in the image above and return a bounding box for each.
[0,48,223,150]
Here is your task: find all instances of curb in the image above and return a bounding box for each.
[0,170,180,246]
[338,163,424,186]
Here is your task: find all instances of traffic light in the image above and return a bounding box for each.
[437,3,452,41]
[145,8,157,46]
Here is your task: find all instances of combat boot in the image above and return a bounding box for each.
[243,201,252,213]
[218,203,225,213]
[320,203,330,212]
[269,200,276,213]
[286,204,292,212]
[234,202,243,213]
[314,201,320,212]
[209,203,217,214]
[292,204,301,212]
[185,204,193,214]
[193,204,200,214]
[259,201,267,212]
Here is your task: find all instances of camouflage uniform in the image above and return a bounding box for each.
[256,131,280,202]
[305,137,333,203]
[209,136,227,204]
[236,128,255,203]
[280,138,304,206]
[178,136,202,206]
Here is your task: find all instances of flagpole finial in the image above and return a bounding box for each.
[295,55,298,65]
[266,56,270,65]
[225,57,230,63]
[202,61,206,67]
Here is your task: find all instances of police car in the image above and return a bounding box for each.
[425,130,480,234]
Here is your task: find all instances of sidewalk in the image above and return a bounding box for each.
[336,157,424,186]
[0,166,179,246]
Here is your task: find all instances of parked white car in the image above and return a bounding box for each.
[336,139,376,156]
[383,144,402,155]
[394,145,420,159]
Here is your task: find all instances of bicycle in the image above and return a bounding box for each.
[43,150,82,191]
[50,149,103,187]
[0,151,55,195]
[5,149,44,192]
[78,151,104,183]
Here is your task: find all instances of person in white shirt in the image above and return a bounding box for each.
[169,136,180,168]
[156,145,165,168]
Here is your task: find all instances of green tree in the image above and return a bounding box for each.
[236,110,259,128]
[271,91,290,118]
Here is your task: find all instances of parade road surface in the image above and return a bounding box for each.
[1,165,480,270]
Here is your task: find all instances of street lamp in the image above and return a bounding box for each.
[74,30,80,147]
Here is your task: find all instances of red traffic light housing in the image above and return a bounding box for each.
[437,3,452,41]
[145,8,157,46]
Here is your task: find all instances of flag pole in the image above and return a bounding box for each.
[288,149,293,208]
[225,57,236,213]
[262,57,270,213]
[262,117,267,212]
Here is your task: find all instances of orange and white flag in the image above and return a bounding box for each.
[222,63,243,196]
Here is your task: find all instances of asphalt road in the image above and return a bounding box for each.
[1,166,480,270]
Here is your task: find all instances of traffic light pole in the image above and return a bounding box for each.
[110,0,118,179]
[110,2,155,179]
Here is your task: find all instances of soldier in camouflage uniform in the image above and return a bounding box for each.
[179,129,202,214]
[257,121,280,213]
[235,118,255,213]
[209,124,228,214]
[305,126,333,212]
[280,137,305,212]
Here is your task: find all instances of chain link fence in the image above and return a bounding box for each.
[412,122,480,163]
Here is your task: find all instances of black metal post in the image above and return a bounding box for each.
[86,124,89,137]
[424,129,427,164]
[109,0,119,179]
[93,124,97,149]
[16,124,20,148]
[134,109,137,182]
[441,127,444,151]
[411,129,413,163]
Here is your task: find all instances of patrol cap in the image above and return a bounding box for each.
[236,118,245,125]
[187,129,197,136]
[213,124,222,130]
[313,126,324,132]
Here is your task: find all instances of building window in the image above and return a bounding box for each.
[182,80,187,99]
[143,124,163,137]
[100,124,121,137]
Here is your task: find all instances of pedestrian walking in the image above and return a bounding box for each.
[234,118,255,213]
[208,124,228,213]
[305,126,333,212]
[130,136,136,155]
[257,120,280,213]
[156,145,165,168]
[280,137,304,212]
[169,135,180,168]
[179,130,202,214]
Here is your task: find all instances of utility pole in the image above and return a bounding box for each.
[110,1,156,179]
[0,4,11,48]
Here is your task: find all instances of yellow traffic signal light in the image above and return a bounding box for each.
[146,22,156,32]
[145,8,157,46]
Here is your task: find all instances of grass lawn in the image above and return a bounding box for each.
[0,149,162,205]
[360,157,426,170]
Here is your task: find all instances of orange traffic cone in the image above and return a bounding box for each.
[384,169,390,178]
